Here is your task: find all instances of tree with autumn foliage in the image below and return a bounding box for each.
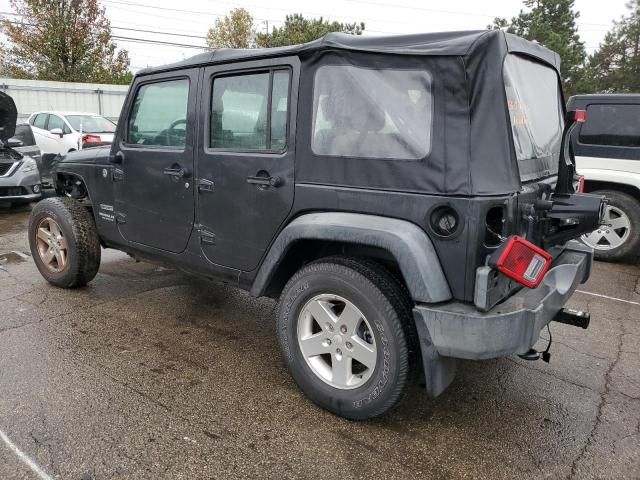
[206,8,255,49]
[0,0,132,84]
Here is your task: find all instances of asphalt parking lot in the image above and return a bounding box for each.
[0,204,639,480]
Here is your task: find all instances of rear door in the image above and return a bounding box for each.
[197,58,298,271]
[113,70,198,253]
[30,113,57,155]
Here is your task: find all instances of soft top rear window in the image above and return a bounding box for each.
[503,55,563,182]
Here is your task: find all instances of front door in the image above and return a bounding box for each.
[197,59,298,271]
[113,70,198,253]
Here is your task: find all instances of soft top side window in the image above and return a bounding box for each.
[209,68,291,152]
[311,65,433,160]
[127,78,189,147]
[579,104,640,148]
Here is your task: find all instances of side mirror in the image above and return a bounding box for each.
[50,128,63,137]
[5,137,24,148]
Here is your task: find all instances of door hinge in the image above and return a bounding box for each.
[200,230,216,245]
[112,168,125,182]
[198,178,214,193]
[115,212,126,224]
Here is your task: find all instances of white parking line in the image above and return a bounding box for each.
[575,290,640,306]
[0,429,53,480]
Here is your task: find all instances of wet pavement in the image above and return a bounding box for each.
[0,203,639,479]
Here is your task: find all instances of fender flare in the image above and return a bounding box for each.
[250,212,452,303]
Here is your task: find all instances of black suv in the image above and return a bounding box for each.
[28,30,605,420]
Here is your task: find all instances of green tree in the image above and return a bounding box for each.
[491,0,589,96]
[0,0,132,84]
[255,14,364,48]
[206,8,255,49]
[588,1,640,93]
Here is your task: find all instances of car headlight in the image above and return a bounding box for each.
[19,158,38,173]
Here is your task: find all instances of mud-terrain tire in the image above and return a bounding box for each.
[276,256,415,420]
[28,197,101,288]
[582,190,640,262]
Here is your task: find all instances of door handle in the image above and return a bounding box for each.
[163,166,189,178]
[111,151,125,164]
[247,175,283,188]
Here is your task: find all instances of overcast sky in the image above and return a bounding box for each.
[0,0,633,71]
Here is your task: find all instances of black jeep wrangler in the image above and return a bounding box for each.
[29,30,605,420]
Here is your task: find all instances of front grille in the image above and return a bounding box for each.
[0,162,15,176]
[0,186,27,197]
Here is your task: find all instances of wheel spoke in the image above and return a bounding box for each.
[55,249,66,268]
[48,221,61,237]
[331,355,352,387]
[307,299,337,326]
[338,302,362,334]
[604,230,624,248]
[299,332,329,358]
[37,227,50,243]
[609,216,629,230]
[42,248,55,264]
[58,236,69,250]
[349,336,376,369]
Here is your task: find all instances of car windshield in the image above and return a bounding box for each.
[65,115,116,134]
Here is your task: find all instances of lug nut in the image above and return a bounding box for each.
[345,341,353,349]
[326,323,334,332]
[340,325,347,334]
[336,348,342,355]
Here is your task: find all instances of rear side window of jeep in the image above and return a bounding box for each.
[210,69,290,151]
[311,65,433,160]
[579,104,640,148]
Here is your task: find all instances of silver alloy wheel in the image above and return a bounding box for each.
[297,294,377,390]
[582,205,632,251]
[35,217,69,272]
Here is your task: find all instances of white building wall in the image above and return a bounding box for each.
[0,78,130,122]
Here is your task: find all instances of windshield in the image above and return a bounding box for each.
[65,115,116,134]
[503,55,563,182]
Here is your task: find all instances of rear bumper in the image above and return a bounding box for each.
[413,240,592,361]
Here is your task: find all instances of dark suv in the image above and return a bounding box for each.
[27,30,605,420]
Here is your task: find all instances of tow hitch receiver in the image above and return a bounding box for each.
[553,308,590,329]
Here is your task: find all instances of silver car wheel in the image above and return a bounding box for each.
[297,294,377,390]
[582,204,631,251]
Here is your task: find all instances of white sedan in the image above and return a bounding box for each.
[27,111,116,155]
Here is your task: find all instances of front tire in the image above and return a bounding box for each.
[276,257,415,420]
[582,190,640,262]
[28,197,101,288]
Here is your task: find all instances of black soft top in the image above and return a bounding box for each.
[137,30,562,196]
[138,30,559,76]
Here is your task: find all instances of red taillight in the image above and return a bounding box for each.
[577,175,585,193]
[490,236,552,288]
[567,109,587,123]
[82,134,101,144]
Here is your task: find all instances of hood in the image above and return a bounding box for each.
[0,91,18,143]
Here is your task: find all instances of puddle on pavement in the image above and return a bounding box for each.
[0,251,29,264]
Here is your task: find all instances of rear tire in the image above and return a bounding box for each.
[28,197,101,287]
[582,190,640,262]
[276,256,415,420]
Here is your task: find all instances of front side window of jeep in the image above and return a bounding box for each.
[127,78,189,147]
[311,65,433,160]
[210,70,290,151]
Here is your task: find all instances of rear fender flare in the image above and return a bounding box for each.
[250,212,452,303]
